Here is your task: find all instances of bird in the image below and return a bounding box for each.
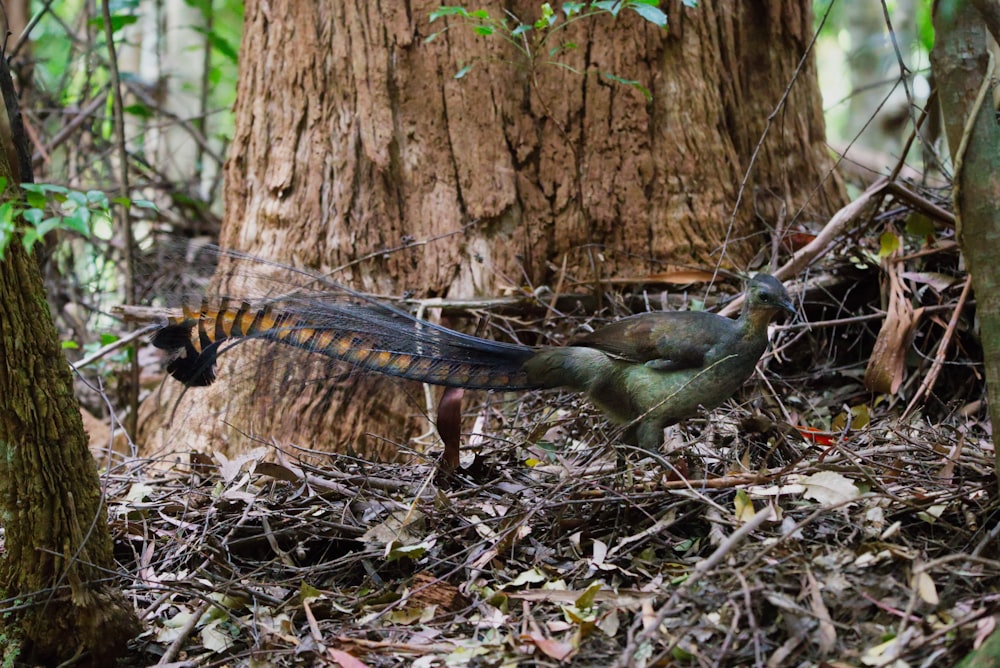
[151,273,796,452]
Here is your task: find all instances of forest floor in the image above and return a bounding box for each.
[106,392,995,667]
[97,183,999,667]
[105,305,999,662]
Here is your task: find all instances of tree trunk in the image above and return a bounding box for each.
[143,0,845,459]
[930,0,1000,477]
[0,80,138,665]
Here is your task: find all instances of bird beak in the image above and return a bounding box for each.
[780,298,797,318]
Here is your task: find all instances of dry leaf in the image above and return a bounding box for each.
[805,570,836,654]
[328,647,370,668]
[797,471,860,505]
[865,263,924,394]
[911,569,939,605]
[520,632,576,661]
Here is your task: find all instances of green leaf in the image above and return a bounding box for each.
[21,225,41,251]
[628,1,668,27]
[61,340,80,350]
[429,6,470,22]
[88,13,139,32]
[22,208,43,226]
[472,24,495,36]
[574,581,602,610]
[0,202,14,226]
[25,191,45,209]
[124,103,154,118]
[602,72,652,100]
[385,541,430,562]
[133,198,159,210]
[562,2,586,17]
[550,41,578,57]
[204,29,239,64]
[592,1,621,16]
[299,581,323,602]
[878,231,900,257]
[36,216,66,238]
[512,24,533,37]
[534,3,556,29]
[682,0,697,7]
[62,209,91,236]
[455,63,474,78]
[100,333,120,346]
[86,190,110,207]
[66,190,88,206]
[22,182,68,198]
[905,213,935,239]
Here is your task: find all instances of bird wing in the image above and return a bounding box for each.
[575,311,729,371]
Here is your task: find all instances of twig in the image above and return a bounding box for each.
[100,0,140,438]
[720,178,888,317]
[901,274,974,419]
[69,324,158,371]
[611,507,773,668]
[157,600,210,666]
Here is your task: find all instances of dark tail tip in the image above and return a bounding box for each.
[151,324,219,387]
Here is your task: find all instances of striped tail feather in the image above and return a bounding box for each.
[151,297,541,391]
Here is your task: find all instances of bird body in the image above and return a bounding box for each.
[152,274,795,451]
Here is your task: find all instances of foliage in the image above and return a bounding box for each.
[11,0,242,397]
[0,178,153,259]
[427,1,687,100]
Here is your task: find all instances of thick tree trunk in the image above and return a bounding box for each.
[0,92,138,665]
[143,0,844,459]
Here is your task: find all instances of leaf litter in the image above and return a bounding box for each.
[100,180,1000,666]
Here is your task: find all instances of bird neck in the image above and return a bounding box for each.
[738,304,776,342]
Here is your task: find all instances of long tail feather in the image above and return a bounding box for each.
[152,296,541,391]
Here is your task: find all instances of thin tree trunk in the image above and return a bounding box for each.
[0,61,138,666]
[930,0,1000,478]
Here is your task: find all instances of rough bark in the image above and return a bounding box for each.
[0,84,138,666]
[930,0,1000,475]
[143,0,845,459]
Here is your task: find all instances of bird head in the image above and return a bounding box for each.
[746,274,797,320]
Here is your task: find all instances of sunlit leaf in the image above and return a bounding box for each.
[734,488,756,522]
[535,3,556,29]
[878,230,900,257]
